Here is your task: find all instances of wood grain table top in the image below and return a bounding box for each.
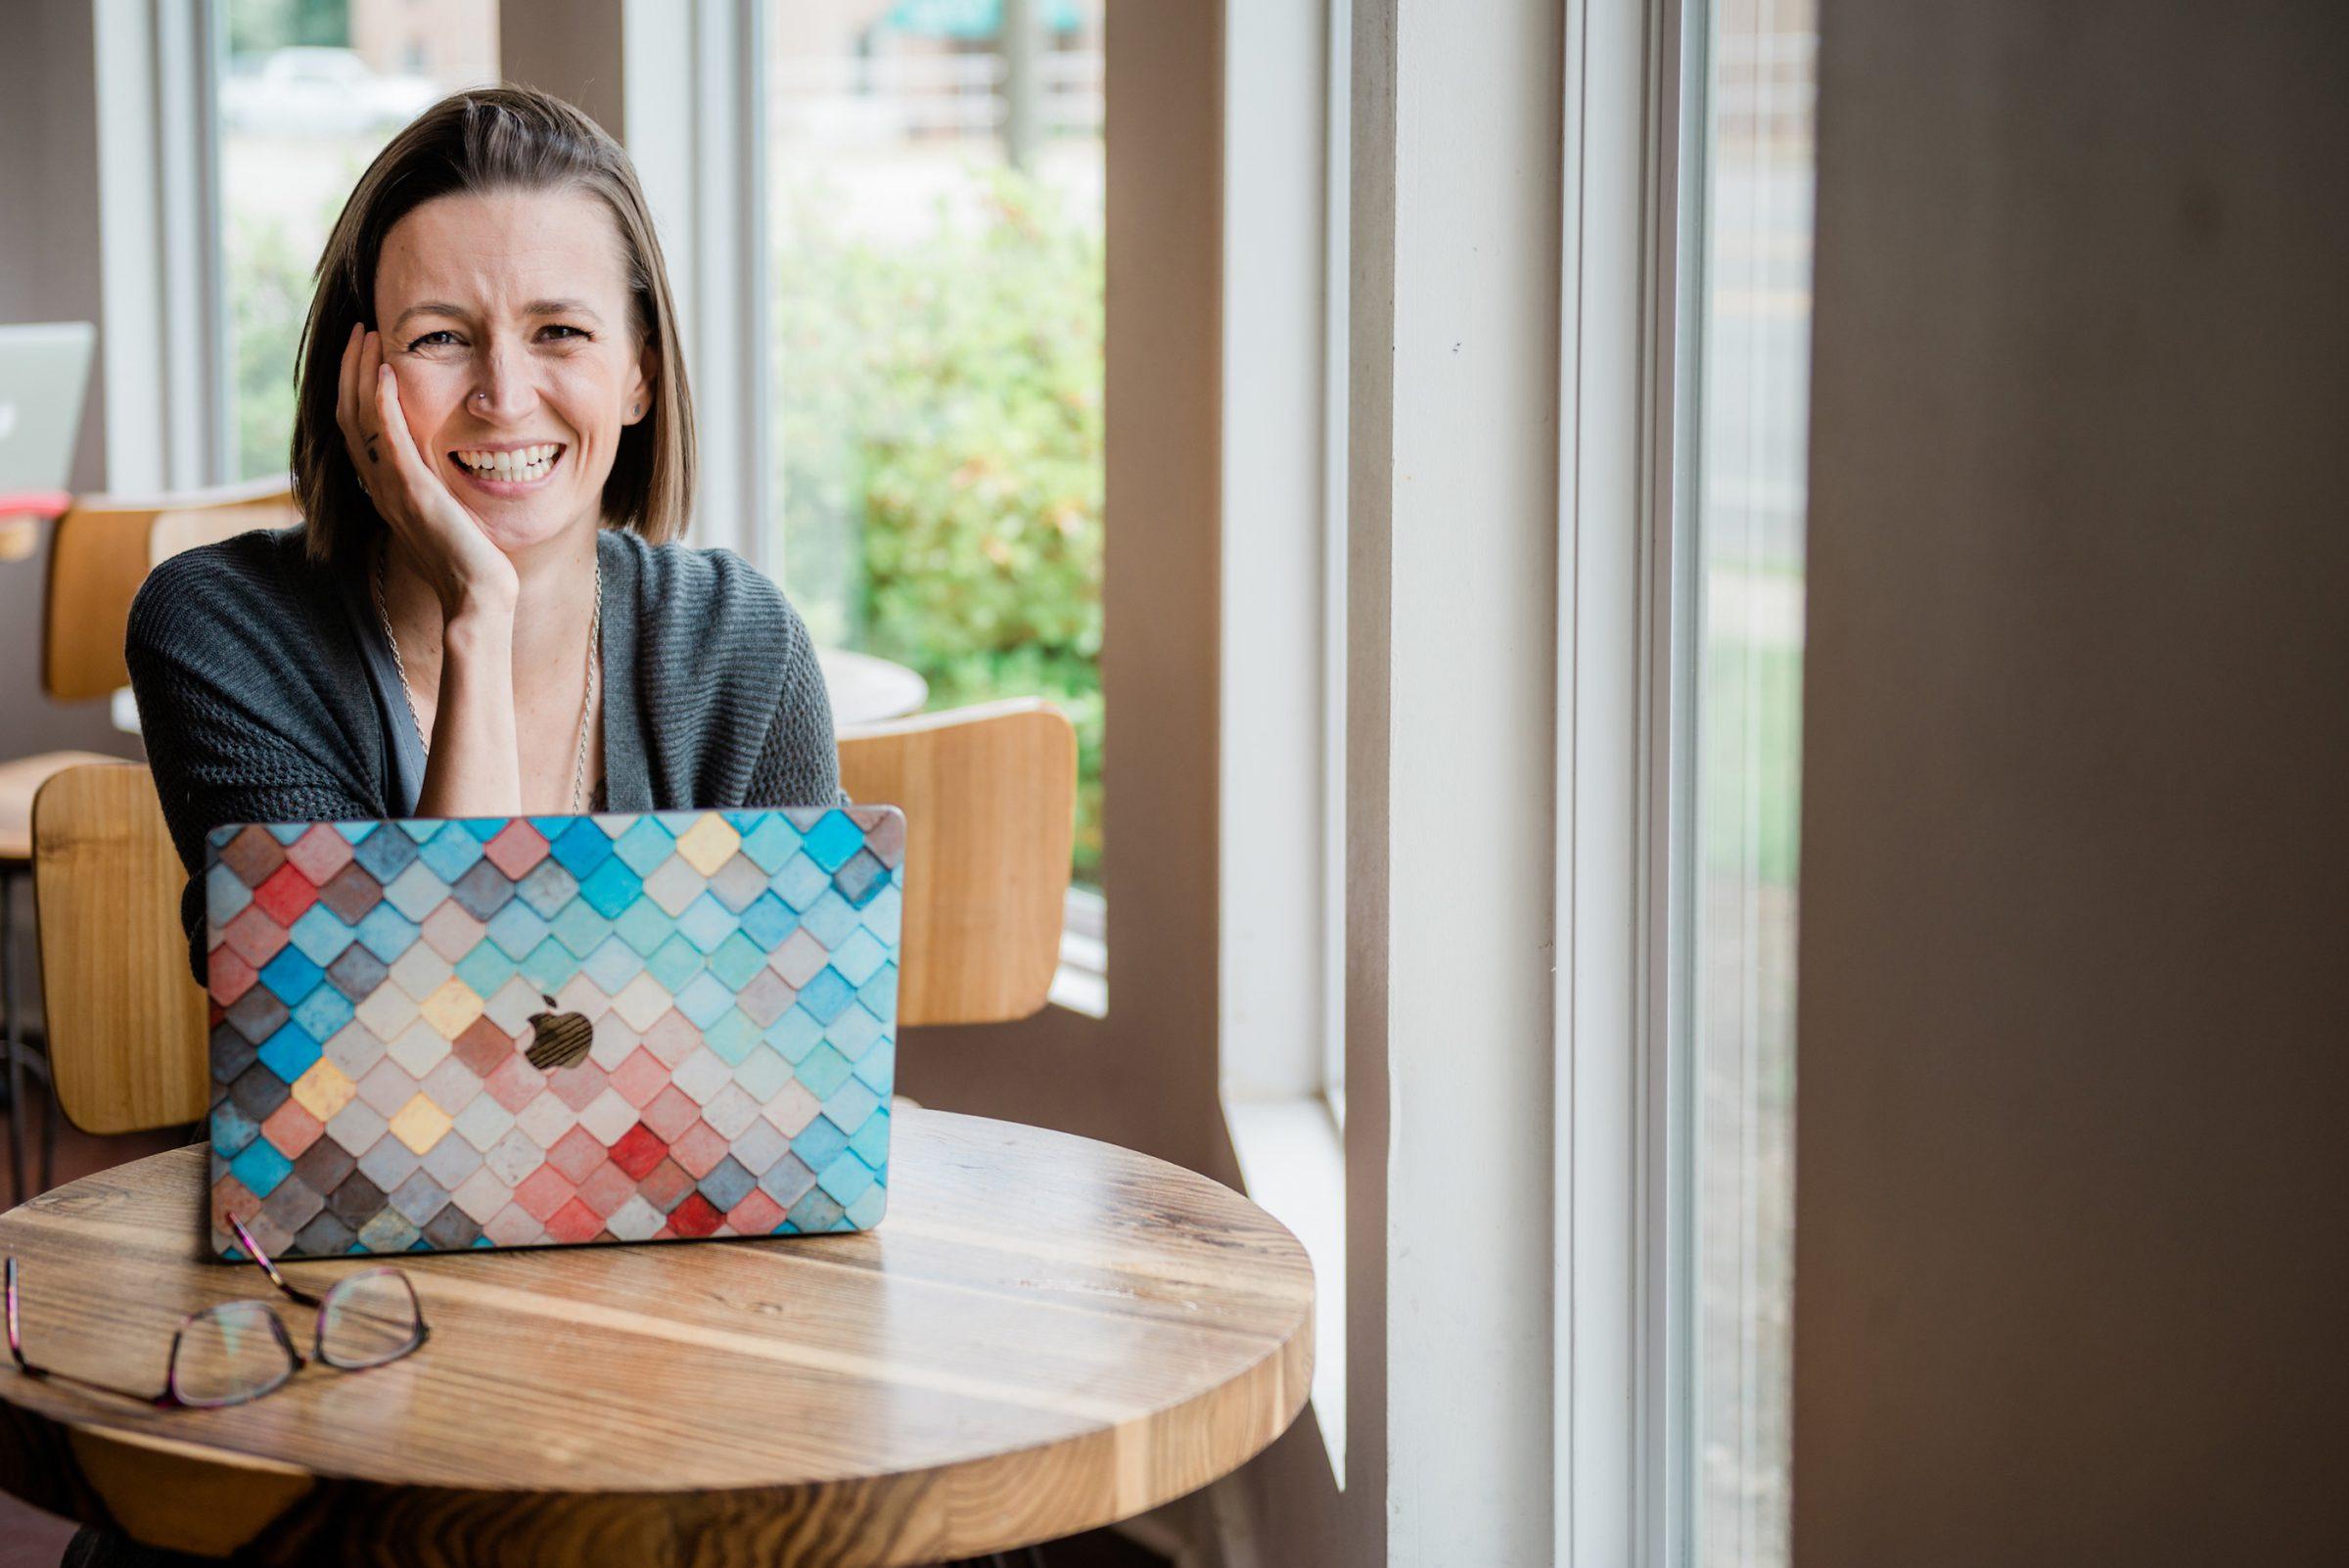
[0,1108,1313,1566]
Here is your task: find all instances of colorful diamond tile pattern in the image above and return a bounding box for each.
[205,807,904,1262]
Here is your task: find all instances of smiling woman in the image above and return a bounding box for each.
[324,183,661,822]
[121,87,847,992]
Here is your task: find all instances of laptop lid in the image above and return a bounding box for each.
[204,807,902,1261]
[0,322,96,493]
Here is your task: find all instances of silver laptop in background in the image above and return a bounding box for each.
[0,322,97,492]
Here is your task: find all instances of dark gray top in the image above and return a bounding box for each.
[126,525,845,981]
[332,552,620,815]
[333,553,434,816]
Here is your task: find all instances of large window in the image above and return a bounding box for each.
[765,0,1107,890]
[218,0,499,481]
[1687,1,1813,1564]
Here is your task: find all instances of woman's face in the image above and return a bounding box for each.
[371,187,654,556]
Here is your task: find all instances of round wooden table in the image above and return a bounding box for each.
[814,648,930,730]
[0,1109,1312,1566]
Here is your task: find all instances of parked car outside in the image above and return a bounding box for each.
[219,48,438,137]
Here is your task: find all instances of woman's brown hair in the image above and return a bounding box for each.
[290,85,694,565]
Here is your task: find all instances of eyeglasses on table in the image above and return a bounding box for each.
[4,1213,428,1408]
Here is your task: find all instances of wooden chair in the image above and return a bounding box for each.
[30,699,1077,1138]
[4,480,299,1198]
[42,476,301,701]
[838,697,1078,1027]
[25,765,207,1138]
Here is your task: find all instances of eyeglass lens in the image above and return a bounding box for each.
[318,1270,425,1368]
[170,1301,297,1407]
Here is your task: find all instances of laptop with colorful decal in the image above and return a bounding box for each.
[202,806,902,1262]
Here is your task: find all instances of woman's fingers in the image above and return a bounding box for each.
[360,332,387,476]
[374,360,466,529]
[372,360,438,506]
[369,360,442,552]
[373,363,417,469]
[337,323,381,504]
[336,324,368,470]
[335,322,359,446]
[371,361,516,607]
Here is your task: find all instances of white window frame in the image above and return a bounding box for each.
[1316,0,1352,1128]
[608,0,768,568]
[1048,885,1106,1018]
[1218,0,1343,1113]
[1340,0,1567,1555]
[1217,0,1350,1485]
[1557,0,1747,1564]
[95,0,231,493]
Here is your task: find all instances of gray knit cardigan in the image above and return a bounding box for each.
[125,525,844,982]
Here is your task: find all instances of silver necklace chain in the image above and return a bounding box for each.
[372,539,602,813]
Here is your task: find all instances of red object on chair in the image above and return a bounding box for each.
[0,492,70,520]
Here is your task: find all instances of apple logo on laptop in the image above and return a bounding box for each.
[524,993,594,1071]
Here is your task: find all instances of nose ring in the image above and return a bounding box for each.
[473,389,489,403]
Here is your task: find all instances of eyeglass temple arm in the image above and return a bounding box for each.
[4,1259,175,1407]
[229,1219,432,1349]
[227,1216,327,1309]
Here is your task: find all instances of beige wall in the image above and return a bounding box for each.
[1795,2,2349,1564]
[497,0,625,137]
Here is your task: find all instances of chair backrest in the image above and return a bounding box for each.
[31,764,209,1134]
[44,478,300,702]
[839,698,1078,1027]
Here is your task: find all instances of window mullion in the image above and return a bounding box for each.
[618,0,766,568]
[1555,0,1692,1562]
[95,0,226,492]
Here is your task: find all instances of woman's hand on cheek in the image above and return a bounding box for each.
[337,323,519,620]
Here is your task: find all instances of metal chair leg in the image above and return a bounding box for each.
[3,866,23,1209]
[36,1018,56,1196]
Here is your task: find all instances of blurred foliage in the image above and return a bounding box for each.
[230,210,309,482]
[773,163,1106,886]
